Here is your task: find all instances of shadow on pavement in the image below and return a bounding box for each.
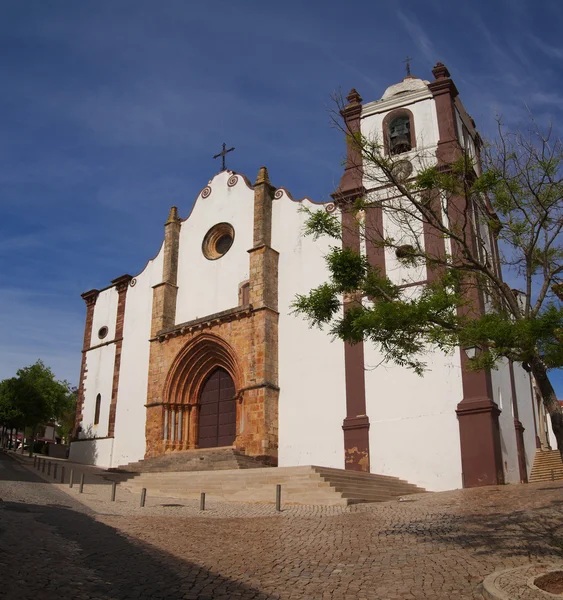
[0,499,279,600]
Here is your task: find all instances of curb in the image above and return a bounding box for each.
[482,563,563,599]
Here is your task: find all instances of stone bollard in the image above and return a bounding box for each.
[140,488,147,508]
[79,473,85,494]
[60,466,65,484]
[111,481,117,502]
[276,484,282,512]
[200,492,206,511]
[53,463,58,479]
[69,469,74,488]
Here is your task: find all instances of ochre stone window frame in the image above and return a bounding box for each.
[383,108,416,156]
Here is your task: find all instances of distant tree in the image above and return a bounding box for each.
[0,360,74,454]
[56,387,77,445]
[293,101,563,453]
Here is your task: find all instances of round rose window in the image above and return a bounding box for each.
[202,223,235,260]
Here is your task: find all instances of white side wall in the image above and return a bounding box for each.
[111,246,164,467]
[272,194,347,469]
[80,344,116,439]
[512,363,538,478]
[492,360,539,483]
[90,287,118,346]
[491,360,519,483]
[364,344,464,491]
[69,437,114,468]
[175,172,254,324]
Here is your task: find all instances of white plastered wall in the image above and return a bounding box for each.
[272,193,346,469]
[90,287,118,346]
[69,437,114,468]
[364,344,463,491]
[175,171,254,324]
[80,343,116,440]
[111,246,164,467]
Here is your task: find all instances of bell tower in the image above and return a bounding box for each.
[332,63,504,487]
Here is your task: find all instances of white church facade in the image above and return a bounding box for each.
[71,63,553,492]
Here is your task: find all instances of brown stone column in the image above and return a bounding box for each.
[240,166,279,461]
[428,63,460,166]
[145,207,182,457]
[331,88,370,472]
[107,274,133,438]
[75,289,99,433]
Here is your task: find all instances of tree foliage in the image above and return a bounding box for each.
[0,360,74,448]
[293,101,563,451]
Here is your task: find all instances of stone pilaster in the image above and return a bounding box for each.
[332,89,371,472]
[146,207,182,454]
[107,274,133,438]
[240,166,279,460]
[75,289,99,434]
[151,206,181,337]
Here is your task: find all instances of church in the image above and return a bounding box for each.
[70,63,553,492]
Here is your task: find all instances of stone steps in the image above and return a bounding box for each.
[105,465,426,506]
[529,450,563,482]
[111,447,273,474]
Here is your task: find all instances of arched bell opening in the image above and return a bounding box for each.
[383,108,416,156]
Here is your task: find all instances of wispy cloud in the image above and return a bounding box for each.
[529,35,563,60]
[396,10,439,66]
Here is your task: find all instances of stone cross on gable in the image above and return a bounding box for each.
[213,143,235,171]
[404,56,413,77]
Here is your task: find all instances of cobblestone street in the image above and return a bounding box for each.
[2,452,563,599]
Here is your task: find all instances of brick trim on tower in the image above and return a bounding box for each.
[429,62,504,487]
[107,274,133,438]
[332,88,371,472]
[75,289,99,434]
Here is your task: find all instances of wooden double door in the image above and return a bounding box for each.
[197,367,236,448]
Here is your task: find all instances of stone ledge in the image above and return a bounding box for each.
[153,305,253,342]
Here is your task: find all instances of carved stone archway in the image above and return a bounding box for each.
[160,333,243,451]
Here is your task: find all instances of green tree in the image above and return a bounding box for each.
[293,103,563,453]
[0,360,74,454]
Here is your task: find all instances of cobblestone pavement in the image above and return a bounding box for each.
[2,452,563,599]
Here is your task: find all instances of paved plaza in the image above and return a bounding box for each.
[1,452,563,599]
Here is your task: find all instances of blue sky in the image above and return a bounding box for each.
[1,0,563,394]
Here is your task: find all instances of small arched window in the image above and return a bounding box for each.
[384,109,415,156]
[94,394,101,425]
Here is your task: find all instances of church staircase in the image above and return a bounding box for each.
[105,463,425,506]
[110,447,273,474]
[529,450,563,483]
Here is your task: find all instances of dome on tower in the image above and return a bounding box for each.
[381,76,429,101]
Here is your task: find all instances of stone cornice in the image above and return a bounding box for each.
[152,304,254,342]
[361,89,433,118]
